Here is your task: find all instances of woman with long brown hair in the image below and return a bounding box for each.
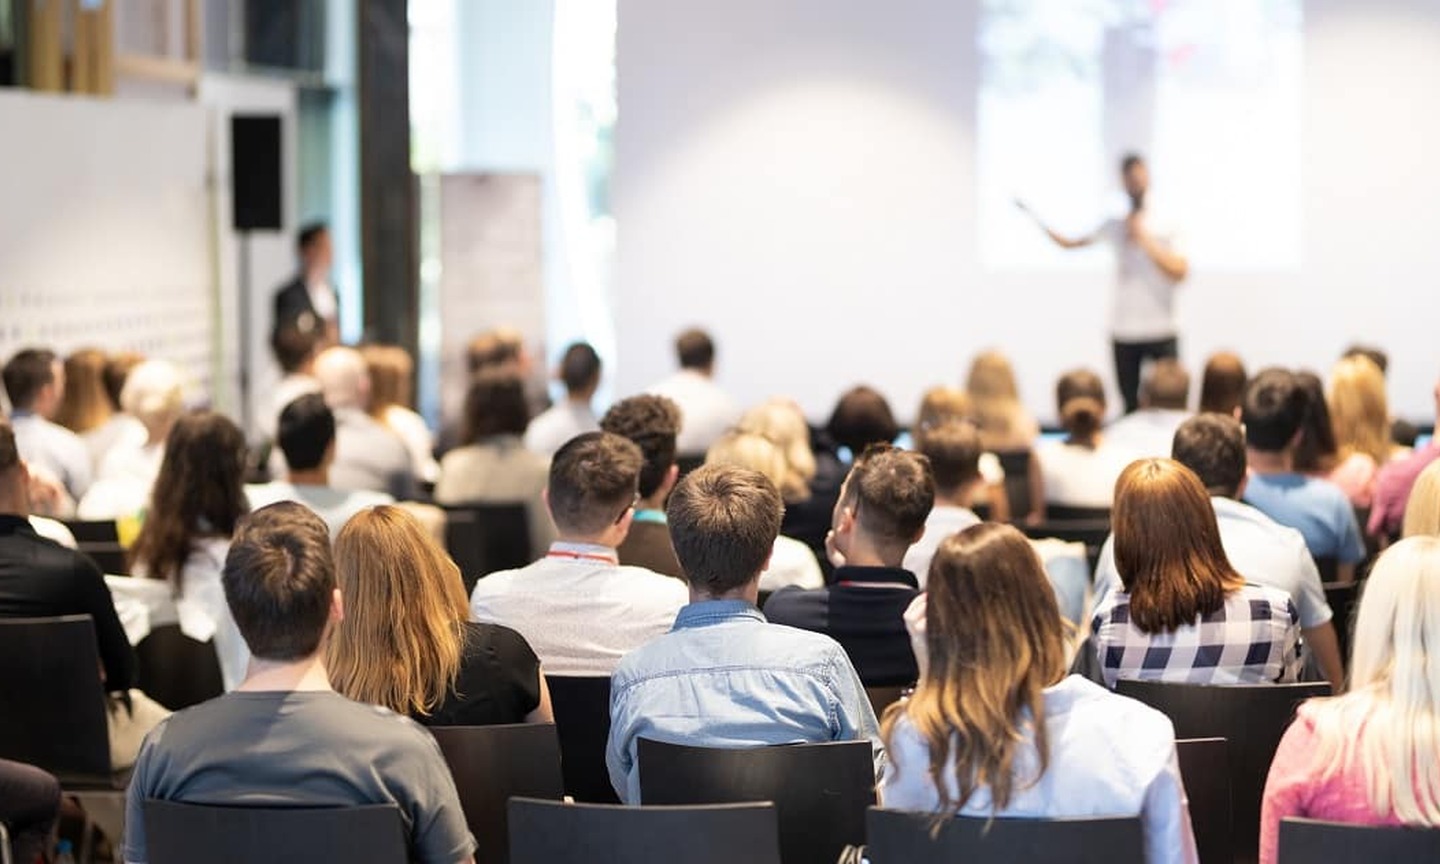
[328,505,552,725]
[360,344,439,483]
[1091,459,1302,687]
[882,523,1196,863]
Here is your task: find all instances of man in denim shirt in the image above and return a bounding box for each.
[605,465,883,803]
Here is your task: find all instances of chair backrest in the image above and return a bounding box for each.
[544,676,620,803]
[1313,556,1339,583]
[62,520,119,544]
[1115,680,1331,863]
[1322,581,1360,670]
[637,738,875,864]
[79,543,129,576]
[429,724,566,864]
[134,624,225,711]
[0,615,111,782]
[674,455,706,480]
[1278,817,1440,863]
[444,504,532,595]
[1043,505,1112,523]
[508,797,782,864]
[1176,738,1231,864]
[865,686,907,718]
[864,807,1144,864]
[995,450,1034,520]
[143,801,408,864]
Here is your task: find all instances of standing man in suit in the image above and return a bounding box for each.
[273,222,340,347]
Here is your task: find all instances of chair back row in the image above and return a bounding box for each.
[0,615,112,784]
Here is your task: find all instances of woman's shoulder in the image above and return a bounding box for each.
[1232,582,1299,619]
[1047,676,1178,766]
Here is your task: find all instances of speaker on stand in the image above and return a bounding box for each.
[229,115,284,435]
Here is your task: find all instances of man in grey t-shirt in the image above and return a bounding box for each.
[123,502,475,864]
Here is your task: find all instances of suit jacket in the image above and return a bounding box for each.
[616,520,684,580]
[273,275,316,333]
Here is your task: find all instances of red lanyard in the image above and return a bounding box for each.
[546,550,618,565]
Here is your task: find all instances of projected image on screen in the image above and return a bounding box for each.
[979,0,1302,271]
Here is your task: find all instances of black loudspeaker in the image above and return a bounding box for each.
[231,115,283,231]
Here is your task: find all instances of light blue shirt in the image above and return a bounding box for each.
[1242,472,1365,563]
[10,411,92,500]
[882,675,1197,864]
[605,599,883,804]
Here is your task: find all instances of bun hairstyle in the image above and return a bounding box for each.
[1056,369,1107,441]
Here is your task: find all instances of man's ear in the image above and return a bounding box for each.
[331,587,345,623]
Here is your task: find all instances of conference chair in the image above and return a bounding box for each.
[637,739,875,864]
[1175,738,1231,864]
[1043,505,1112,522]
[134,623,225,711]
[1322,581,1360,670]
[508,797,782,864]
[443,504,532,594]
[1115,680,1331,864]
[429,724,565,864]
[865,686,908,717]
[995,450,1035,520]
[62,519,129,575]
[674,454,706,479]
[1313,556,1339,583]
[143,801,407,864]
[544,676,620,803]
[1278,817,1440,863]
[864,807,1144,864]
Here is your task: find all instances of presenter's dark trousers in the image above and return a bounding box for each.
[1113,336,1178,415]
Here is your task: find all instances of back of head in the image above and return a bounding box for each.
[1112,458,1239,634]
[1402,461,1440,540]
[1055,368,1106,440]
[736,399,817,500]
[328,505,469,715]
[1242,367,1306,453]
[56,348,112,433]
[842,444,935,551]
[297,222,329,257]
[886,522,1065,813]
[674,328,715,372]
[120,359,186,431]
[547,431,643,535]
[3,348,57,411]
[313,346,369,411]
[1329,355,1392,464]
[915,386,972,432]
[271,324,323,375]
[1171,414,1247,499]
[1292,371,1339,473]
[278,393,336,472]
[965,350,1026,443]
[360,344,414,415]
[666,463,783,597]
[600,394,681,499]
[223,501,335,662]
[915,420,983,497]
[1342,344,1389,376]
[466,327,525,375]
[826,385,899,455]
[1199,352,1247,415]
[559,342,602,395]
[1141,358,1190,411]
[462,369,531,444]
[705,430,788,491]
[103,351,145,411]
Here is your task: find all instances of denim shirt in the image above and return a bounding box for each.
[605,599,884,803]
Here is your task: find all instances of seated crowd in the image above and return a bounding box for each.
[0,328,1438,864]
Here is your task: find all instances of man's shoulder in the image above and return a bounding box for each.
[165,691,436,750]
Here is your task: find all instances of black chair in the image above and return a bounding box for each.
[1278,817,1440,863]
[995,450,1035,521]
[134,624,225,711]
[430,724,565,864]
[62,520,119,544]
[1323,581,1360,669]
[865,807,1144,864]
[545,676,620,803]
[1115,680,1331,863]
[443,503,533,594]
[637,739,874,864]
[80,543,129,575]
[1314,556,1339,583]
[865,686,907,717]
[143,801,408,864]
[674,454,706,479]
[1043,505,1111,522]
[508,797,782,864]
[1176,738,1231,864]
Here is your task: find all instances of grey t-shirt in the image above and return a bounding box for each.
[123,690,475,864]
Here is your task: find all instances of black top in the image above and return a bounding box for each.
[419,622,543,727]
[272,275,316,334]
[763,565,920,687]
[616,521,685,580]
[0,515,135,692]
[782,453,846,582]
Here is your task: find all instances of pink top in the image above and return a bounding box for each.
[1368,443,1440,537]
[1260,706,1409,864]
[1326,452,1379,508]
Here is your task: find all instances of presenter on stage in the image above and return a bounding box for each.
[273,221,340,347]
[1019,153,1189,414]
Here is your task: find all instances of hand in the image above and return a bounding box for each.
[27,471,71,517]
[904,593,928,679]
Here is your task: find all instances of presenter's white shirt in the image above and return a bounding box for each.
[647,370,741,455]
[1098,212,1185,342]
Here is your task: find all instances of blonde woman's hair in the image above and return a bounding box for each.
[55,348,112,433]
[915,386,972,432]
[1329,356,1393,465]
[1303,537,1440,825]
[736,399,815,501]
[360,344,415,419]
[706,430,790,493]
[327,505,469,717]
[1402,461,1440,539]
[965,350,1035,449]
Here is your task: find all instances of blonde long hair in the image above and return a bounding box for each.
[706,430,790,493]
[327,505,469,716]
[965,351,1035,449]
[736,399,816,502]
[1304,537,1440,824]
[1403,461,1440,539]
[361,344,416,420]
[1329,356,1393,465]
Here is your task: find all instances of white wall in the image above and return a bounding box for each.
[614,0,1440,424]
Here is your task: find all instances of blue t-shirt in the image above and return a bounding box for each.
[1242,472,1365,563]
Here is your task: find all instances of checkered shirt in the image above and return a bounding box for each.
[1091,582,1303,689]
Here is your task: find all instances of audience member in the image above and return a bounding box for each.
[705,431,824,591]
[1401,461,1440,539]
[1345,344,1423,449]
[466,326,530,376]
[525,342,602,457]
[1091,459,1303,687]
[647,328,740,456]
[801,386,901,564]
[606,464,881,803]
[1259,537,1440,864]
[328,505,552,726]
[1292,371,1340,475]
[883,524,1196,864]
[0,759,61,864]
[265,324,323,440]
[1241,369,1366,581]
[85,349,148,471]
[78,359,186,520]
[902,420,983,583]
[765,444,934,686]
[435,369,555,560]
[1093,415,1344,690]
[1037,368,1131,511]
[56,347,131,470]
[912,386,1009,520]
[1341,343,1388,375]
[1104,357,1191,458]
[312,346,417,501]
[245,394,392,536]
[123,502,476,864]
[3,348,91,501]
[1327,355,1396,507]
[1368,374,1440,538]
[737,398,820,505]
[362,344,440,484]
[129,411,251,690]
[469,432,688,675]
[964,352,1045,521]
[600,394,684,578]
[1198,351,1247,416]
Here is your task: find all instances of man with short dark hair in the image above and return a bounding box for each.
[264,324,324,440]
[3,348,91,500]
[606,464,880,803]
[123,502,476,864]
[1105,357,1192,458]
[1091,413,1345,689]
[647,327,740,456]
[1241,369,1365,582]
[600,395,685,578]
[764,445,934,686]
[524,342,602,457]
[470,432,688,676]
[272,222,339,345]
[902,421,983,582]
